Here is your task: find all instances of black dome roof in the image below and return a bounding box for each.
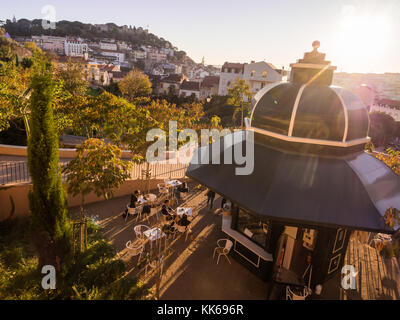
[247,42,370,152]
[250,82,370,145]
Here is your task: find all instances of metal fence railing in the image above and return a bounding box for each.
[0,161,189,186]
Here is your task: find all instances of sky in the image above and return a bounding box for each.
[1,0,400,73]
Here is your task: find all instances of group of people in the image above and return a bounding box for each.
[173,181,189,201]
[160,199,193,239]
[124,190,151,217]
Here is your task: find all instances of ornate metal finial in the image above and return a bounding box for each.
[312,40,320,51]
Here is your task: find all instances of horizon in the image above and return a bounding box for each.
[2,0,400,74]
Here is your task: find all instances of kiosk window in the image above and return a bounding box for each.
[235,208,270,248]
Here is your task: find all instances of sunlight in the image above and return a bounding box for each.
[333,10,391,70]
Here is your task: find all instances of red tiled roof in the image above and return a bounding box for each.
[180,80,200,91]
[161,73,184,83]
[111,71,128,79]
[377,99,400,108]
[222,62,244,70]
[201,76,220,88]
[265,62,278,70]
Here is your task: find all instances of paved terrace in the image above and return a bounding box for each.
[69,183,400,300]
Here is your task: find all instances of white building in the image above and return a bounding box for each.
[370,99,400,122]
[218,62,244,96]
[100,41,117,51]
[148,49,167,62]
[32,35,65,54]
[64,40,88,57]
[218,61,283,96]
[243,61,283,93]
[101,50,125,62]
[132,49,147,60]
[333,72,400,101]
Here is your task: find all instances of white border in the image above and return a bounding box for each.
[247,126,370,147]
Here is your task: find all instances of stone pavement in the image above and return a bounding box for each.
[69,183,400,300]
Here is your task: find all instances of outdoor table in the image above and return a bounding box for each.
[176,207,193,217]
[143,227,166,253]
[145,193,157,202]
[144,193,157,207]
[166,179,182,188]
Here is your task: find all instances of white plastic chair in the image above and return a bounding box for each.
[134,224,150,241]
[145,255,164,277]
[125,204,136,222]
[213,239,233,264]
[176,224,191,242]
[286,286,309,300]
[133,204,142,222]
[157,183,169,198]
[125,240,144,264]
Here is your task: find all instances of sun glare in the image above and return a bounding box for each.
[332,10,391,72]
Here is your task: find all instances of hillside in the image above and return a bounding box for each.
[3,18,195,64]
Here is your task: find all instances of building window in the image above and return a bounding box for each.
[227,81,231,87]
[251,70,256,77]
[262,71,267,77]
[234,208,270,248]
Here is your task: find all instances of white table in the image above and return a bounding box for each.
[143,227,166,252]
[145,193,157,202]
[166,179,182,188]
[143,227,166,241]
[176,207,193,217]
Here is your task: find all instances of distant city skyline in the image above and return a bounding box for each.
[2,0,400,73]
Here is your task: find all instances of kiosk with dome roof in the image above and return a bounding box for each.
[186,42,400,298]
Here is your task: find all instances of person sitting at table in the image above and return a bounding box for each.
[142,204,151,216]
[129,190,140,208]
[162,220,175,235]
[124,190,140,217]
[161,199,175,221]
[177,213,191,227]
[177,182,189,193]
[176,214,193,240]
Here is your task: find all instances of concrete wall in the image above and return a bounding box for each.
[0,178,190,221]
[0,144,134,159]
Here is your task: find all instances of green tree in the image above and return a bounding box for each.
[62,138,132,250]
[54,59,89,96]
[210,115,221,129]
[27,56,72,270]
[118,70,152,103]
[227,78,253,129]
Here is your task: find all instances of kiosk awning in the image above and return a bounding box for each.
[186,132,400,233]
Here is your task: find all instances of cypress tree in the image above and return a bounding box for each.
[27,57,72,270]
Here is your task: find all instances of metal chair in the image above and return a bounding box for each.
[125,240,144,265]
[213,239,233,265]
[134,224,150,241]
